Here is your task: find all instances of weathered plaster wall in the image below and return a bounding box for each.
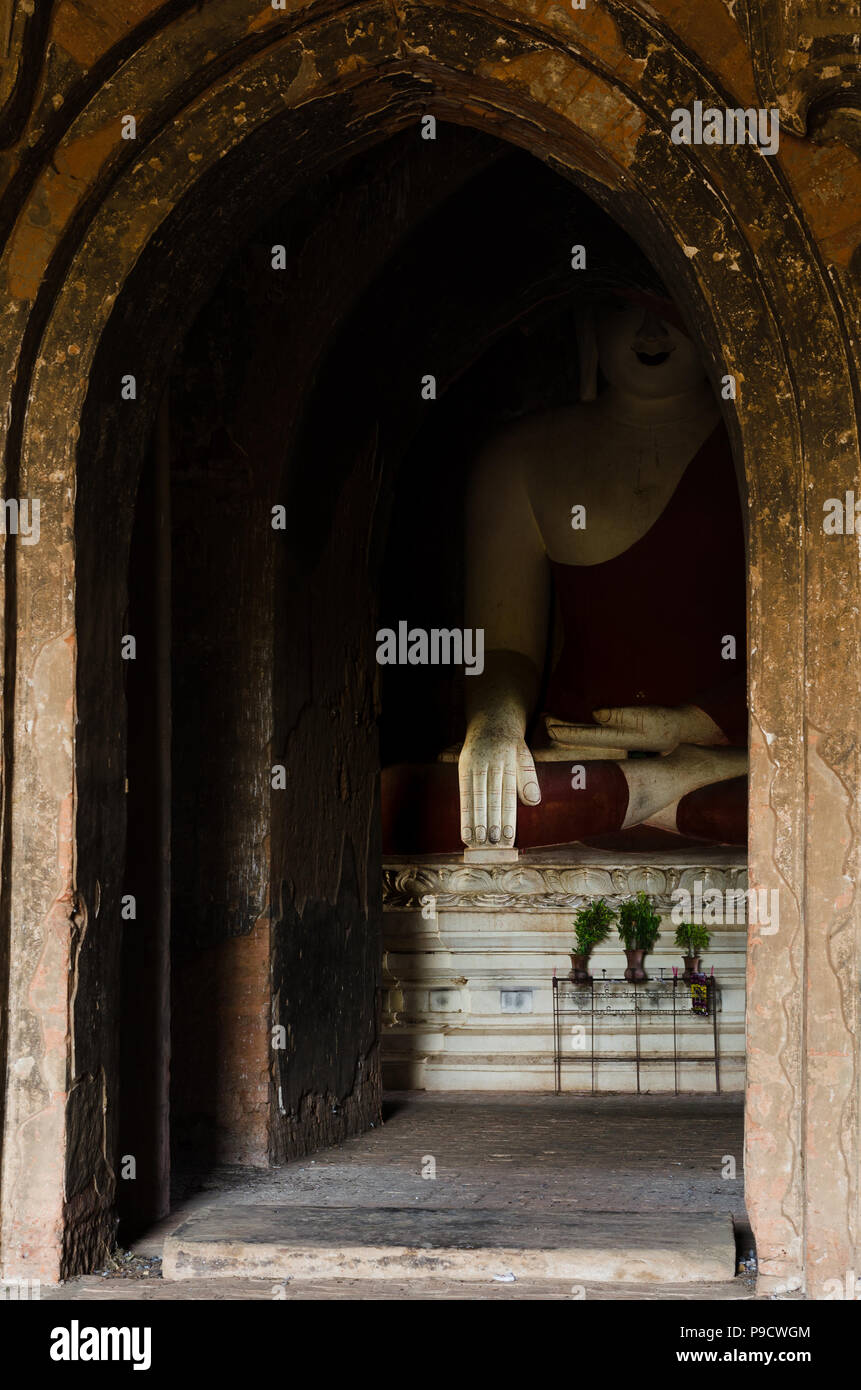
[0,0,857,1293]
[167,283,273,1171]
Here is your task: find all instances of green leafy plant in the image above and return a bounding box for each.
[617,891,662,952]
[571,898,616,956]
[674,922,710,955]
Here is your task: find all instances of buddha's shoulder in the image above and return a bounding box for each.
[478,403,599,465]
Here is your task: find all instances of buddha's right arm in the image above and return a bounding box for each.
[459,436,550,848]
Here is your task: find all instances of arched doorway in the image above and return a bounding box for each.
[0,2,857,1295]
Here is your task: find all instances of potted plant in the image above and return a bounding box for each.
[617,891,662,982]
[674,922,710,983]
[569,898,616,983]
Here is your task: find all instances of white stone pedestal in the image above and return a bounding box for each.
[382,849,747,1093]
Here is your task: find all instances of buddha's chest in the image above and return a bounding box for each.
[533,420,724,566]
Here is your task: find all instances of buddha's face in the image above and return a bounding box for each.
[595,301,705,399]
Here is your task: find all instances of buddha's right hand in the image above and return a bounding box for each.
[458,720,541,848]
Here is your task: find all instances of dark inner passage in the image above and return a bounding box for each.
[112,125,745,1244]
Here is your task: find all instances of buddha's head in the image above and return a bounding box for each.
[595,299,705,399]
[576,288,705,402]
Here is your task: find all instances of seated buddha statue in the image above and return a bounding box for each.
[381,287,747,855]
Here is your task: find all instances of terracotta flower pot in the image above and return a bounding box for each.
[624,948,647,982]
[569,952,592,984]
[682,954,701,984]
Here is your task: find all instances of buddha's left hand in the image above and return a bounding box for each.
[552,703,727,753]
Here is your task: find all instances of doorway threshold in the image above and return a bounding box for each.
[162,1205,735,1283]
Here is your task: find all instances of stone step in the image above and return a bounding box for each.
[162,1205,736,1283]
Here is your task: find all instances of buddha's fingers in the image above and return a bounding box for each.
[556,724,641,749]
[590,706,679,751]
[458,757,474,844]
[487,762,504,843]
[516,747,541,805]
[472,766,488,843]
[559,716,672,752]
[502,759,517,843]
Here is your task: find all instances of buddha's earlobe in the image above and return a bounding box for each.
[575,306,598,401]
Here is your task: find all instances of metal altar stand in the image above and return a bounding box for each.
[552,973,720,1096]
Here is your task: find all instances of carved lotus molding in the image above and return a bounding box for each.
[382,860,749,911]
[742,0,861,135]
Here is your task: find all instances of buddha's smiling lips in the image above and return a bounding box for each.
[635,349,672,365]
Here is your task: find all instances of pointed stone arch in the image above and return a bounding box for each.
[0,1,857,1292]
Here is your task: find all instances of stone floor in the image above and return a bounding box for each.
[41,1092,780,1300]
